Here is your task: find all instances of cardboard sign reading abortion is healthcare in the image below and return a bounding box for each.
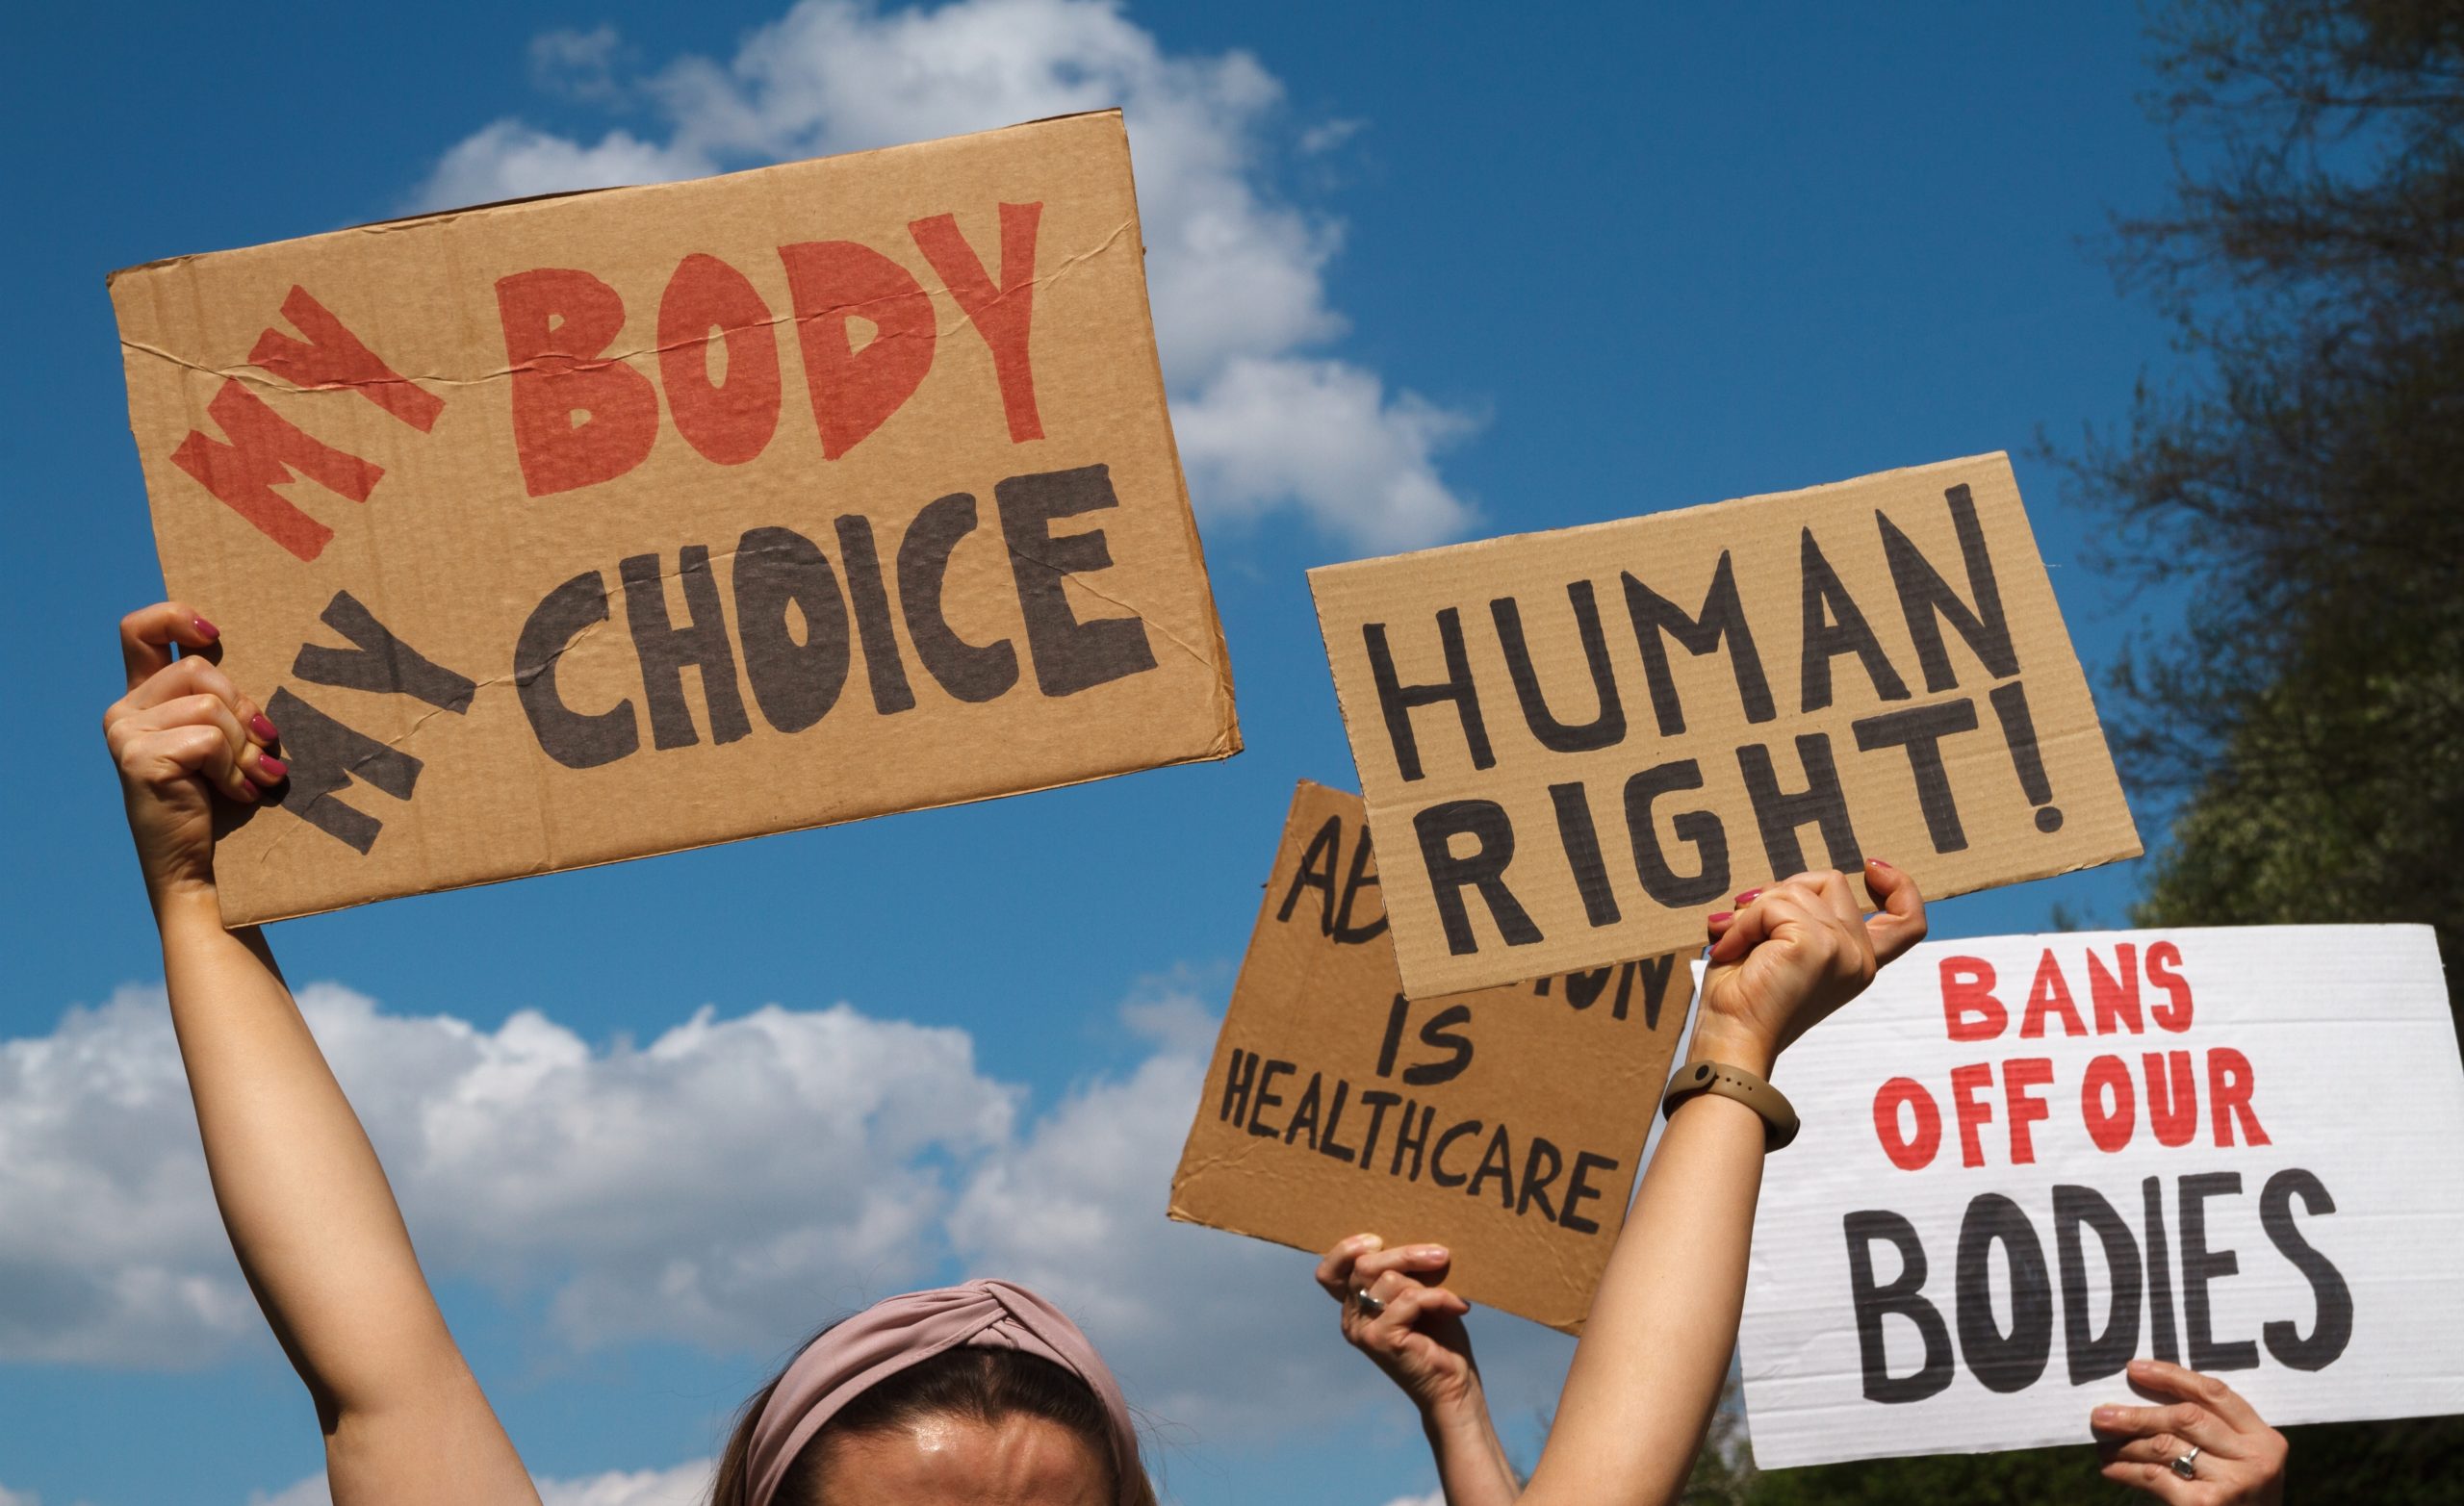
[109,111,1238,924]
[1310,454,2138,998]
[1169,780,1688,1333]
[1739,926,2464,1468]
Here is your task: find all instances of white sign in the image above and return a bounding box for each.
[1739,925,2464,1468]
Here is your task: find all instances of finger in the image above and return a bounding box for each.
[117,695,259,803]
[2127,1358,2266,1433]
[2092,1400,2239,1456]
[119,603,218,694]
[1861,858,1930,964]
[1369,1283,1469,1342]
[116,654,274,747]
[1353,1244,1450,1289]
[120,724,249,803]
[2098,1459,2193,1504]
[2097,1432,2188,1468]
[1709,886,1837,966]
[1408,1284,1471,1320]
[1707,892,1778,963]
[1783,869,1866,932]
[1316,1234,1381,1303]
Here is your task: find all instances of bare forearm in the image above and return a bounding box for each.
[157,893,460,1414]
[1522,1091,1766,1506]
[1422,1384,1521,1506]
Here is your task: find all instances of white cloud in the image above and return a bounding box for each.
[0,988,256,1365]
[251,1460,712,1506]
[0,1481,38,1506]
[1297,118,1366,156]
[3,977,1574,1457]
[244,1476,327,1506]
[1375,1493,1445,1506]
[0,983,1013,1363]
[1175,357,1480,549]
[407,0,1476,549]
[530,26,632,103]
[538,1463,714,1506]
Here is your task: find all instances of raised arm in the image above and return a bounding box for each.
[104,603,535,1506]
[1317,1235,1519,1506]
[1520,861,1927,1506]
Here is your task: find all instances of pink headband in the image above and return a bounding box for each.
[741,1278,1144,1506]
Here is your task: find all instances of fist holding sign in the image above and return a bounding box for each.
[110,112,1237,924]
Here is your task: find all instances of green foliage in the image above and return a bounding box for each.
[1713,1,2464,1497]
[2055,0,2464,1002]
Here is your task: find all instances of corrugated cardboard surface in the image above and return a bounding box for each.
[1310,454,2137,999]
[1169,779,1688,1334]
[1740,926,2464,1466]
[112,111,1237,924]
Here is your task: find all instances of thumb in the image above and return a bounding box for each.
[1861,858,1928,964]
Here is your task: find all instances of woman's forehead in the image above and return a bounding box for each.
[818,1413,1111,1506]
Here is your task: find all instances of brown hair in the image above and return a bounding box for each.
[708,1329,1146,1506]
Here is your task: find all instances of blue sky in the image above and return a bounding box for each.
[3,3,2190,1503]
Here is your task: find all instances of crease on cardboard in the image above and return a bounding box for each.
[1000,535,1225,682]
[116,219,1139,399]
[104,109,1132,284]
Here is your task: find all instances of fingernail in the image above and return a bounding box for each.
[192,615,219,641]
[230,779,258,803]
[1734,888,1762,906]
[257,755,289,780]
[1866,856,1893,871]
[249,714,279,742]
[2092,1406,2121,1424]
[1708,911,1734,927]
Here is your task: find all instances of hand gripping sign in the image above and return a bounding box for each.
[1738,925,2464,1468]
[1309,454,2139,999]
[110,111,1238,924]
[1170,780,1691,1334]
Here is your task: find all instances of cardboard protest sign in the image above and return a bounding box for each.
[1168,779,1690,1333]
[1738,926,2464,1468]
[109,111,1238,924]
[1309,454,2138,999]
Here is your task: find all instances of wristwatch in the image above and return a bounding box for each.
[1660,1059,1799,1151]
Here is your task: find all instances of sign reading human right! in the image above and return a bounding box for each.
[1739,926,2464,1468]
[1309,453,2141,999]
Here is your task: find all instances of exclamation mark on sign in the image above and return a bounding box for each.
[1988,680,2064,833]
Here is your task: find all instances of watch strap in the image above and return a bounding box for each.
[1661,1059,1800,1151]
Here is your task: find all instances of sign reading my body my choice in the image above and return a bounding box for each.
[110,111,1238,924]
[1740,926,2464,1468]
[1310,455,2140,1000]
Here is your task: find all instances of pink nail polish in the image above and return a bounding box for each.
[192,615,220,641]
[250,714,279,742]
[1708,910,1734,927]
[1734,888,1762,906]
[1867,856,1893,871]
[231,779,258,803]
[257,755,289,780]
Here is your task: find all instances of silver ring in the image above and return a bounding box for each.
[1353,1288,1385,1318]
[2169,1445,2201,1480]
